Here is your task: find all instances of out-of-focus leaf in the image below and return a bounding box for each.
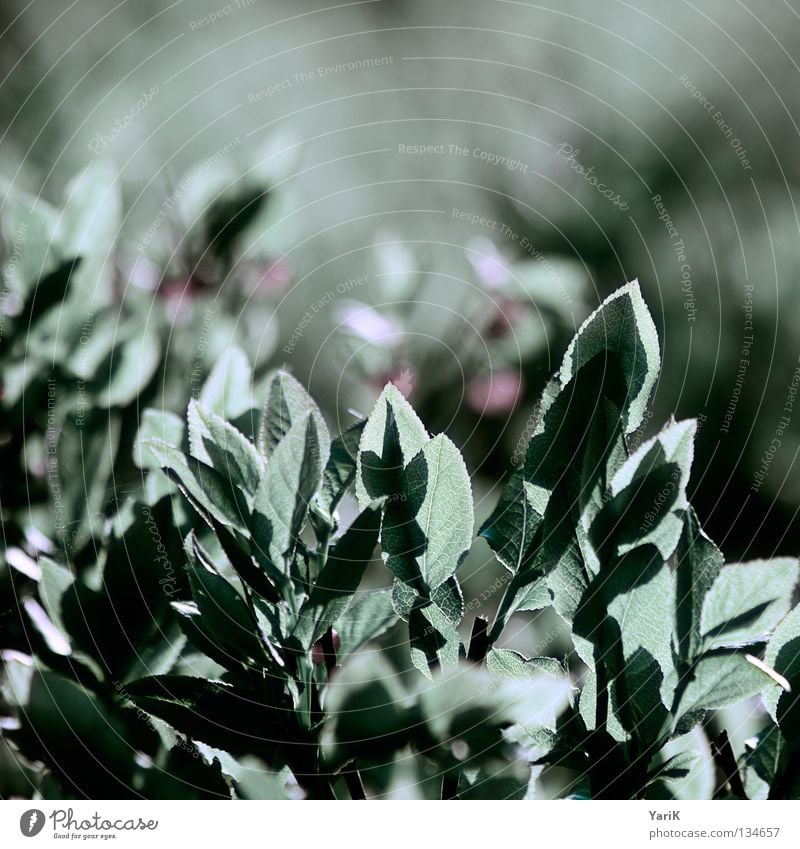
[134,408,185,470]
[56,161,122,307]
[336,589,398,659]
[199,346,255,420]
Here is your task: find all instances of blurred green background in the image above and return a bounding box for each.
[3,0,800,559]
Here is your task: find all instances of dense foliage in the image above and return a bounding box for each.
[2,270,798,799]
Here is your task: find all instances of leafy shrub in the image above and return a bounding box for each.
[2,281,799,799]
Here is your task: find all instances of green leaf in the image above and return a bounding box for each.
[257,369,330,461]
[124,675,285,757]
[99,324,161,408]
[56,161,122,307]
[408,600,461,678]
[55,413,121,552]
[336,589,398,659]
[134,408,184,470]
[147,439,247,530]
[605,551,675,684]
[199,346,255,420]
[415,435,473,589]
[486,649,564,680]
[674,508,723,664]
[431,577,465,625]
[210,519,281,604]
[391,578,417,620]
[319,420,365,516]
[187,400,264,494]
[356,383,428,509]
[295,506,381,647]
[184,532,263,666]
[251,412,324,566]
[7,663,136,797]
[37,557,77,640]
[763,605,800,733]
[650,727,715,800]
[560,279,660,435]
[367,426,428,586]
[741,724,789,800]
[597,418,696,560]
[479,465,539,574]
[676,654,777,720]
[391,576,464,627]
[480,282,660,593]
[172,602,249,673]
[573,547,675,739]
[490,572,551,642]
[0,182,59,292]
[700,559,798,652]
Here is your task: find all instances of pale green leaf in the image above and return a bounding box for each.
[56,161,121,307]
[187,400,264,494]
[356,383,428,509]
[147,439,246,530]
[674,508,723,664]
[701,559,798,651]
[199,346,255,420]
[486,649,564,680]
[763,605,800,730]
[409,601,461,679]
[134,409,184,470]
[257,369,330,462]
[251,412,323,565]
[336,589,398,659]
[677,654,776,720]
[415,434,473,589]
